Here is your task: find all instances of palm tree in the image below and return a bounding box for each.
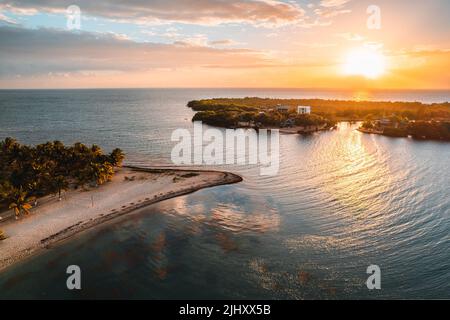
[1,138,126,214]
[91,144,103,156]
[109,148,125,167]
[51,175,69,201]
[92,162,114,185]
[8,187,35,220]
[0,181,15,201]
[0,137,19,154]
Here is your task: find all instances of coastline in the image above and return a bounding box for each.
[357,127,384,134]
[0,166,242,272]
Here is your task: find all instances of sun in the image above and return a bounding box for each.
[342,47,386,79]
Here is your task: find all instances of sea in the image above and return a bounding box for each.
[0,88,449,299]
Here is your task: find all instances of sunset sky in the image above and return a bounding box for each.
[0,0,449,89]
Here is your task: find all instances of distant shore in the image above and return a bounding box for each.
[187,97,450,129]
[0,166,242,272]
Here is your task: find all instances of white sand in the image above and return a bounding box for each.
[0,167,241,271]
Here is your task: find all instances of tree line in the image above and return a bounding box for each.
[361,119,450,140]
[188,98,450,121]
[192,109,334,128]
[0,138,125,222]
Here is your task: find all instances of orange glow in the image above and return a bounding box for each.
[342,47,387,79]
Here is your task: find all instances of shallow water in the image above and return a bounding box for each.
[0,88,449,299]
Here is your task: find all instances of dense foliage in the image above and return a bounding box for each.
[361,120,450,140]
[189,98,450,140]
[192,111,240,127]
[188,98,450,121]
[408,121,450,140]
[192,109,333,128]
[0,138,125,218]
[190,99,338,129]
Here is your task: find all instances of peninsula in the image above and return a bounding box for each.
[0,138,242,271]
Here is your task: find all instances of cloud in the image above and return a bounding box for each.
[314,0,351,19]
[0,3,37,15]
[0,0,305,27]
[175,34,209,47]
[162,26,182,39]
[0,25,276,77]
[319,0,350,7]
[314,7,350,18]
[140,30,156,37]
[336,32,365,41]
[294,14,332,28]
[295,42,337,48]
[208,39,240,46]
[0,11,17,24]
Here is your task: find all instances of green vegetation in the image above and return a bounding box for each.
[8,187,35,219]
[382,127,409,138]
[190,99,337,129]
[192,109,333,128]
[361,119,450,141]
[188,100,259,113]
[0,138,125,219]
[189,97,450,140]
[188,98,450,123]
[361,121,375,129]
[408,121,450,140]
[192,110,240,127]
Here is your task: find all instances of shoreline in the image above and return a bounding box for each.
[0,166,242,273]
[357,127,384,135]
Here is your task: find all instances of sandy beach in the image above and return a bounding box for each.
[0,166,242,272]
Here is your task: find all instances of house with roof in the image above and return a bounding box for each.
[276,105,290,113]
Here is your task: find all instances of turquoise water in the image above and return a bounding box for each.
[0,89,449,299]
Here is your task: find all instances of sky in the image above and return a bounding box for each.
[0,0,449,89]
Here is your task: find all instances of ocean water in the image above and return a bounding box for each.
[0,88,449,299]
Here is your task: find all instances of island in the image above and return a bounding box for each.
[0,138,242,271]
[187,97,450,140]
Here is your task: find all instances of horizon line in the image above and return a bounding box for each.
[1,87,449,92]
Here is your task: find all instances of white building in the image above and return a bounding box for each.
[297,106,311,114]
